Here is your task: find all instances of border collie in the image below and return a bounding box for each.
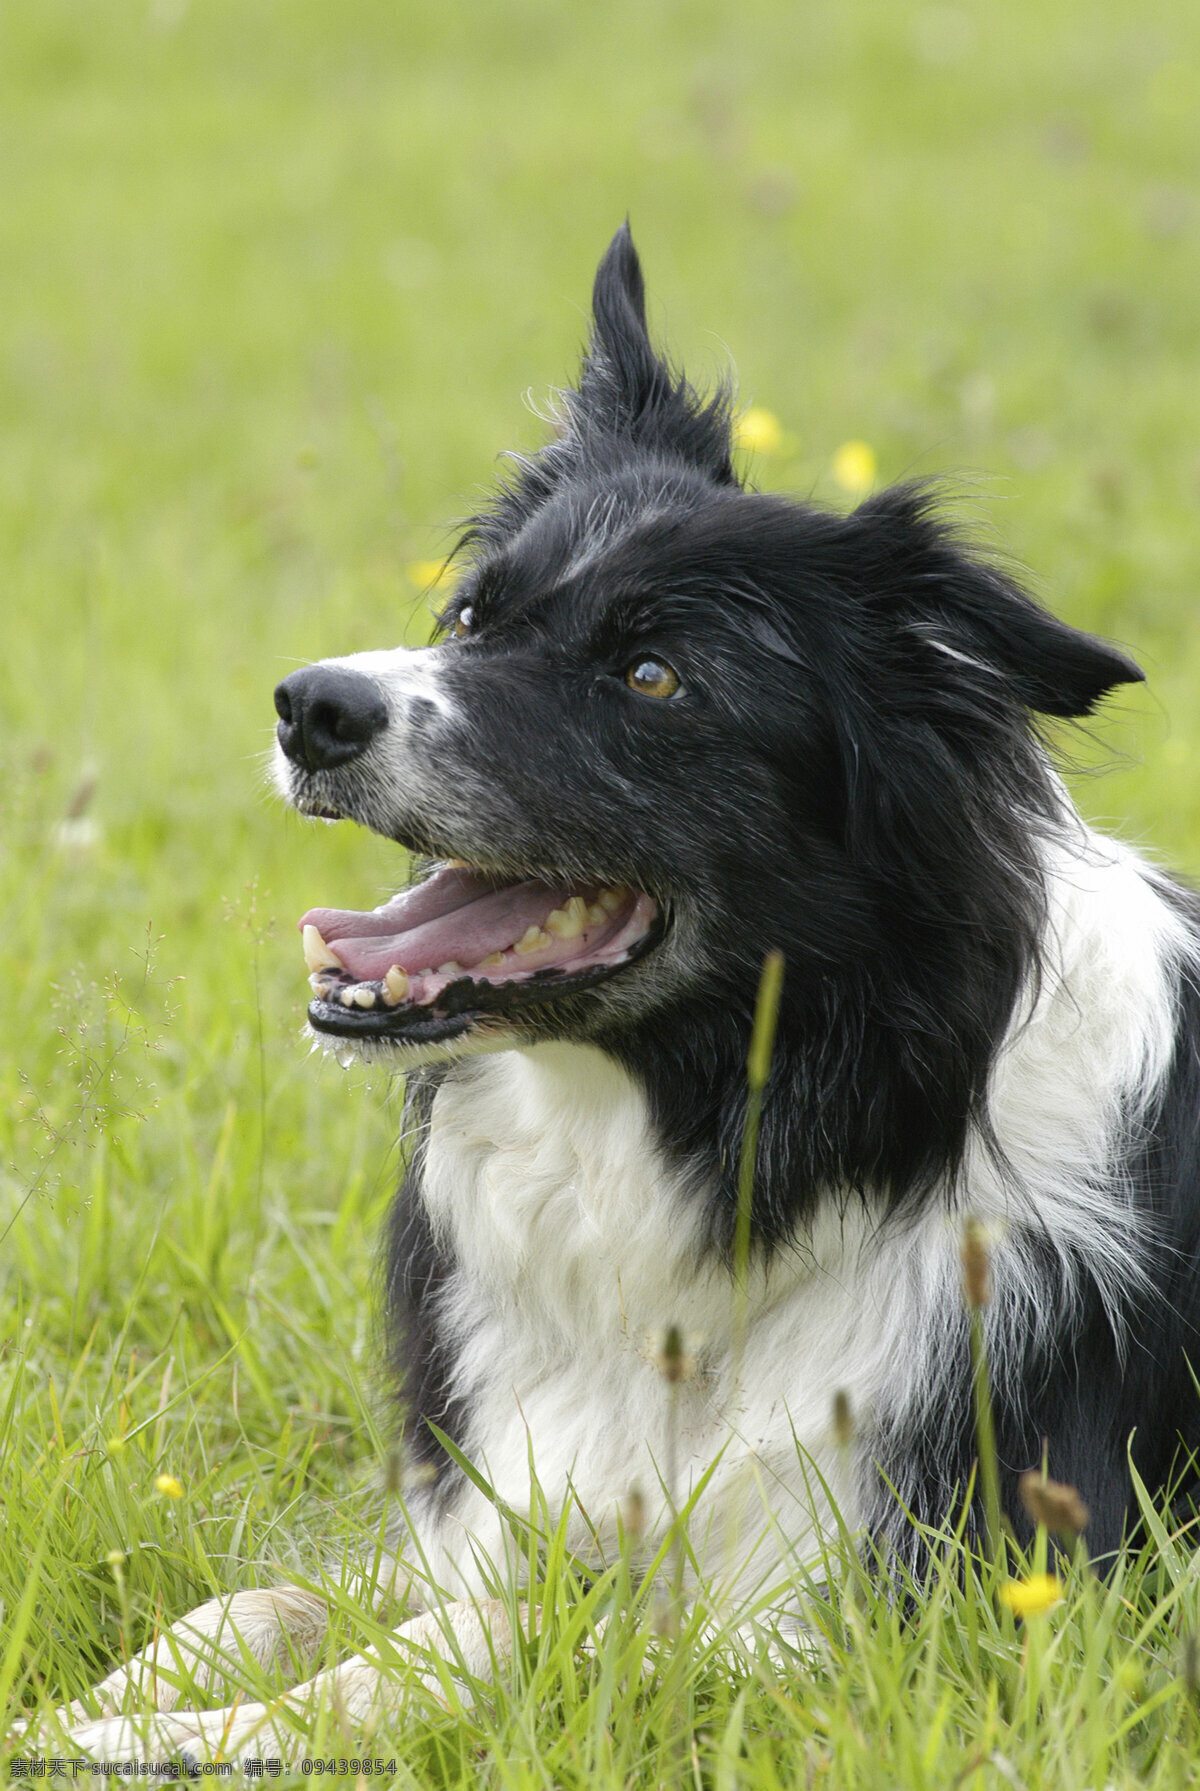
[65,226,1200,1762]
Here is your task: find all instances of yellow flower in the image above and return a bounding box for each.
[406,558,455,592]
[998,1573,1062,1616]
[154,1473,184,1500]
[832,440,877,495]
[734,406,784,456]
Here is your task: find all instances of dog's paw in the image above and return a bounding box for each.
[65,1701,285,1770]
[64,1712,185,1765]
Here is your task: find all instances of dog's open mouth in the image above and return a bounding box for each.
[298,863,660,1045]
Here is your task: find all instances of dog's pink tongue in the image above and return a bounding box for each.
[301,870,570,982]
[302,865,494,944]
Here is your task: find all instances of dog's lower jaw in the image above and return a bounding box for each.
[306,1013,523,1072]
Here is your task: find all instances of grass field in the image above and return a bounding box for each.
[3,1,1200,1783]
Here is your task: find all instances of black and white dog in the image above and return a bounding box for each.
[67,227,1200,1759]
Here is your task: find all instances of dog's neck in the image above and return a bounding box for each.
[422,1042,724,1347]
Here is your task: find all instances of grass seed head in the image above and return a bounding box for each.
[1018,1469,1090,1540]
[655,1324,696,1384]
[621,1486,646,1542]
[961,1217,991,1309]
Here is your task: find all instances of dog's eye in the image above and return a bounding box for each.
[452,606,475,639]
[625,658,681,700]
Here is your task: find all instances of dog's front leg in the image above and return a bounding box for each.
[61,1585,329,1724]
[62,1597,524,1765]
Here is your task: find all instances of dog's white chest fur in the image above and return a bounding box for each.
[412,1043,919,1603]
[400,835,1186,1608]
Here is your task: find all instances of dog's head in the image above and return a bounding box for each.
[274,226,1141,1072]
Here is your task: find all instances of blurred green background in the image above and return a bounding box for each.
[4,0,1199,899]
[1,0,1199,1733]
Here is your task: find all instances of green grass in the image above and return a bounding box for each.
[4,0,1200,1783]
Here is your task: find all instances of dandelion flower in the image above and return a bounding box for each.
[998,1573,1062,1616]
[734,407,784,456]
[832,440,877,495]
[154,1473,184,1500]
[406,558,455,593]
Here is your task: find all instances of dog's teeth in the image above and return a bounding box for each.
[546,895,589,940]
[303,924,345,973]
[382,965,409,1005]
[597,887,624,915]
[437,961,464,977]
[515,925,552,955]
[341,983,377,1009]
[480,951,506,968]
[586,903,608,927]
[445,858,469,869]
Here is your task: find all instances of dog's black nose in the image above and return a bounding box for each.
[274,667,389,772]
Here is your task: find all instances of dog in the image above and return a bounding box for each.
[62,225,1200,1763]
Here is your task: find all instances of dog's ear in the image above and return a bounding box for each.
[461,227,737,554]
[855,485,1143,718]
[571,224,737,484]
